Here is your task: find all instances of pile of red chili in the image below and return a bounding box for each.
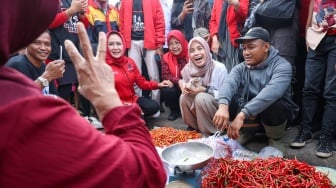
[202,158,333,187]
[150,127,202,147]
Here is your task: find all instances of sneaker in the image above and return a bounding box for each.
[84,116,90,122]
[150,111,160,119]
[269,139,286,155]
[237,132,255,145]
[168,113,180,121]
[90,116,103,129]
[186,126,196,131]
[290,130,312,148]
[316,136,333,158]
[84,116,103,129]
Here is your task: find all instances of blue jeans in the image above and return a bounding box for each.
[301,35,336,137]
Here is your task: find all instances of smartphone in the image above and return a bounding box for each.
[188,0,194,7]
[59,45,63,60]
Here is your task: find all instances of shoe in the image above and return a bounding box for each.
[77,110,84,116]
[269,139,286,155]
[84,116,103,129]
[168,113,180,121]
[237,132,255,145]
[84,116,90,122]
[186,126,196,131]
[150,111,160,119]
[316,136,333,158]
[90,116,103,129]
[290,130,312,148]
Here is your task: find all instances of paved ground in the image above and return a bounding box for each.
[146,105,336,169]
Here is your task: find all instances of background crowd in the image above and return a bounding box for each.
[5,0,336,161]
[1,0,336,186]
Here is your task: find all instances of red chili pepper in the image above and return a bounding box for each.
[201,158,333,187]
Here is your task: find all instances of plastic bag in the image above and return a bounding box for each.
[232,149,259,161]
[202,132,232,159]
[227,135,258,161]
[258,146,284,159]
[232,146,284,161]
[222,135,245,152]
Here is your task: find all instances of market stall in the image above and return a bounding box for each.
[150,127,336,187]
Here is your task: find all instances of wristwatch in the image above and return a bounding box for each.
[37,76,49,87]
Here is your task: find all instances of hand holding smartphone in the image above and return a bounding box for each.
[188,0,194,7]
[183,0,194,14]
[59,45,63,60]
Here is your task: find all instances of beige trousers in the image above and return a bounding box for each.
[180,92,219,135]
[128,40,160,103]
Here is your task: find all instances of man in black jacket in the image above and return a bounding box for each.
[6,31,65,95]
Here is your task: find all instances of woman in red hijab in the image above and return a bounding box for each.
[106,31,172,119]
[0,0,166,187]
[160,30,189,121]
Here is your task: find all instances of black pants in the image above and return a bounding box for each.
[301,35,336,137]
[58,83,76,100]
[79,94,91,117]
[160,85,181,114]
[137,97,159,117]
[229,97,288,127]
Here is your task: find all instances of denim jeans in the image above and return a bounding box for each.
[301,35,336,137]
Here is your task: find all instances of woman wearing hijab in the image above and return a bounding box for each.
[0,0,166,187]
[161,30,188,121]
[106,31,171,119]
[179,37,228,135]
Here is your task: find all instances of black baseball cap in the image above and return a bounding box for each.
[235,27,270,44]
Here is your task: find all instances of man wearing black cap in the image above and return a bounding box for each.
[213,27,298,154]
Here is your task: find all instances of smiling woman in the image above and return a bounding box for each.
[179,36,228,136]
[107,33,124,58]
[105,31,172,120]
[161,30,189,121]
[188,40,209,68]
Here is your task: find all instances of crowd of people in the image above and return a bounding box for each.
[1,0,336,186]
[1,0,167,187]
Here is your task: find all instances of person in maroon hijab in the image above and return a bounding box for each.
[0,0,166,187]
